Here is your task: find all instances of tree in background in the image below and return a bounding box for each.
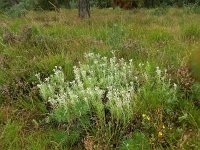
[78,0,90,18]
[0,0,200,17]
[64,0,71,8]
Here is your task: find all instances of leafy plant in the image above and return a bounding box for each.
[184,3,200,14]
[37,52,178,147]
[37,53,135,124]
[137,63,177,111]
[120,131,150,150]
[6,0,38,17]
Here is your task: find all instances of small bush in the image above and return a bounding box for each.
[37,53,135,124]
[37,52,178,147]
[0,0,17,10]
[184,4,200,14]
[6,0,37,17]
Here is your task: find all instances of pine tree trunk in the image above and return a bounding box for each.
[78,0,90,18]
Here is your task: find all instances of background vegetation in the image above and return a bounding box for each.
[1,0,200,12]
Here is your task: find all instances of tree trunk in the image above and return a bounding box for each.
[78,0,90,18]
[64,0,71,8]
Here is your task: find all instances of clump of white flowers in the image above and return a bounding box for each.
[36,53,178,124]
[36,53,136,124]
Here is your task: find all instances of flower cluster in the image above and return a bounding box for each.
[36,53,178,126]
[142,114,151,121]
[36,53,136,124]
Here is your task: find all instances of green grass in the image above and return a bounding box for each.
[0,8,200,149]
[182,24,200,41]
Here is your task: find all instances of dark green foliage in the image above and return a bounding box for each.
[0,0,72,14]
[1,0,200,12]
[151,6,169,16]
[0,0,37,17]
[0,0,19,10]
[184,3,200,14]
[36,0,69,10]
[96,0,112,8]
[6,0,37,17]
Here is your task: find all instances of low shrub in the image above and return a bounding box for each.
[37,52,178,148]
[37,53,135,124]
[5,0,37,17]
[184,4,200,14]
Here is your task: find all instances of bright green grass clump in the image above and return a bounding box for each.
[0,8,200,149]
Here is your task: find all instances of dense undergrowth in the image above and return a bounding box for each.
[0,8,200,149]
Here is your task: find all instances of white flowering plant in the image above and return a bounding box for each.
[36,52,178,147]
[36,53,136,125]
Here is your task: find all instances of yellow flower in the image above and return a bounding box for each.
[158,131,163,137]
[147,116,151,121]
[142,114,146,118]
[162,125,165,129]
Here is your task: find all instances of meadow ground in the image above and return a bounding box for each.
[0,8,200,149]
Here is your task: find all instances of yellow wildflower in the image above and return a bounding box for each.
[142,114,146,118]
[162,125,165,129]
[147,116,151,121]
[158,131,163,137]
